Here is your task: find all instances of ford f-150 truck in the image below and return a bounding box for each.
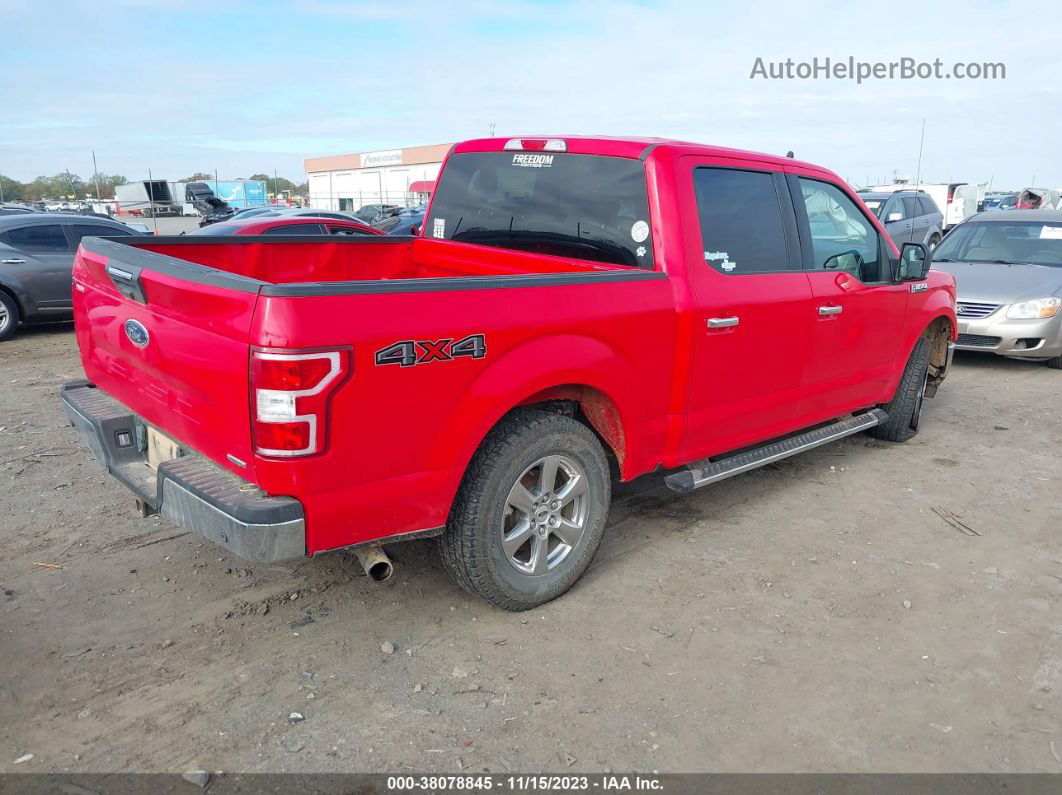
[62,136,957,610]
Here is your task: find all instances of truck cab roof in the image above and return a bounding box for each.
[452,135,830,174]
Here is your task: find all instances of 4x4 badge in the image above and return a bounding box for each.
[375,334,486,367]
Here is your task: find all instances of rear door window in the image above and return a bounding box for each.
[903,197,922,217]
[918,196,939,215]
[692,167,794,274]
[2,224,70,253]
[426,151,654,268]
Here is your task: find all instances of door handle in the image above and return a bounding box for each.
[707,316,740,328]
[1,258,26,264]
[818,305,843,316]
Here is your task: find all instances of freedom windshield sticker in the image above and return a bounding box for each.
[433,218,445,238]
[512,154,554,168]
[631,220,650,242]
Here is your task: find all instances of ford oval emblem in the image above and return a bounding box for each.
[124,319,150,348]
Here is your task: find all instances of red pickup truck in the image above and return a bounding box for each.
[63,136,957,610]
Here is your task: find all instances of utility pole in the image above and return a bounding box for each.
[274,168,278,206]
[91,150,102,203]
[0,168,4,203]
[148,168,159,235]
[489,121,496,137]
[914,118,925,190]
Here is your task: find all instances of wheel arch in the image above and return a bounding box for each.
[429,334,643,507]
[920,314,954,396]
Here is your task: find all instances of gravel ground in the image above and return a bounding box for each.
[1,323,1060,774]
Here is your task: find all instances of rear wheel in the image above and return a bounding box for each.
[439,409,611,610]
[928,234,941,250]
[868,337,931,442]
[0,292,20,342]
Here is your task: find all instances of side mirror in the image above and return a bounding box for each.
[898,242,931,281]
[408,223,420,237]
[887,211,904,222]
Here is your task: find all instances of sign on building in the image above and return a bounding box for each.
[361,150,404,168]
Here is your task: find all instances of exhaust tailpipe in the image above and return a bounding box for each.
[355,545,394,582]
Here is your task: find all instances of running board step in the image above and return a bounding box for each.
[664,409,889,494]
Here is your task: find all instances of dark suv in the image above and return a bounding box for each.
[0,213,142,340]
[857,190,944,249]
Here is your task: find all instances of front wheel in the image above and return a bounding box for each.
[1046,355,1062,370]
[868,337,931,442]
[439,409,611,610]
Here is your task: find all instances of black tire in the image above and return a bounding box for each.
[928,234,940,250]
[1046,355,1062,370]
[868,337,931,442]
[0,291,20,342]
[439,409,611,610]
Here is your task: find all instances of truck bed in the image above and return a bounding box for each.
[79,234,637,291]
[70,233,670,554]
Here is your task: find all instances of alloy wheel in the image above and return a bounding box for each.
[501,454,589,576]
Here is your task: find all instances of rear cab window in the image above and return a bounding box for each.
[426,151,655,268]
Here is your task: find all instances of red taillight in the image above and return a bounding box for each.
[254,356,334,391]
[250,348,351,457]
[253,421,311,453]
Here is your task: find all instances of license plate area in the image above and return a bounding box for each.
[146,426,181,470]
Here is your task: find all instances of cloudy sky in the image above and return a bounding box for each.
[2,0,1059,189]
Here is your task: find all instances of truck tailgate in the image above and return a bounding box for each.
[72,237,263,476]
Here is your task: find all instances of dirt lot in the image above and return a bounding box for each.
[1,323,1060,774]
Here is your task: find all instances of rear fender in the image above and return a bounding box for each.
[427,333,640,500]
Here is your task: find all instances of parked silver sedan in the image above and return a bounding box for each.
[932,210,1062,368]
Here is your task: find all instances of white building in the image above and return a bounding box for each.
[304,143,452,212]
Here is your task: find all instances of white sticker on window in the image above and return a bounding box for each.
[705,250,736,271]
[511,154,554,168]
[432,218,445,238]
[1040,225,1062,240]
[631,220,650,242]
[636,246,646,258]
